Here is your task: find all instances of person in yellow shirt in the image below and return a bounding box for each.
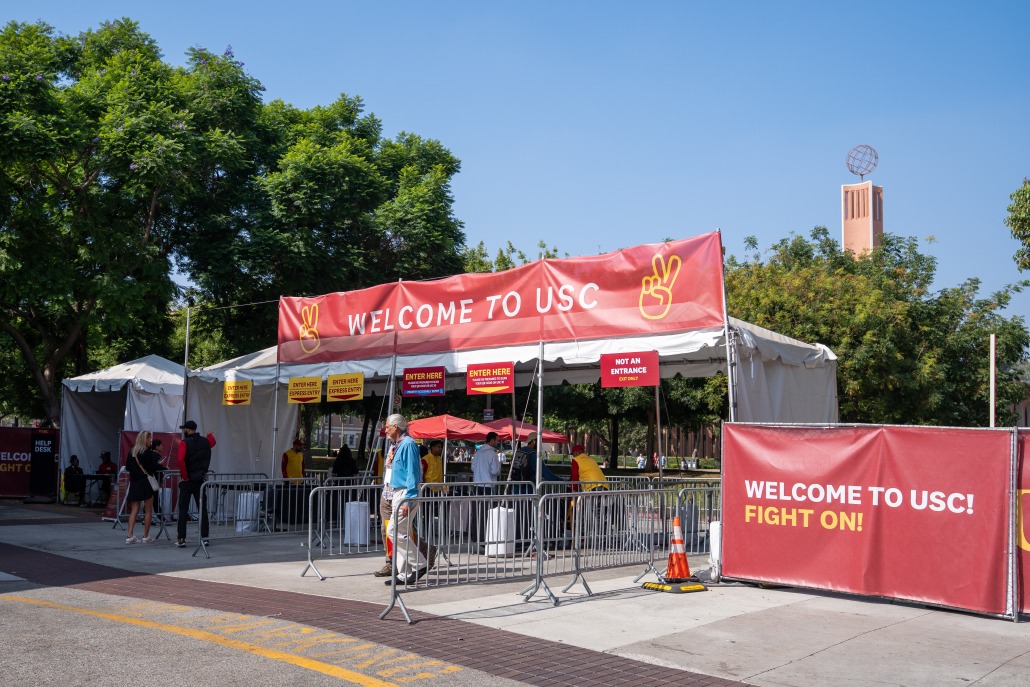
[281,438,306,480]
[569,444,608,490]
[421,439,445,492]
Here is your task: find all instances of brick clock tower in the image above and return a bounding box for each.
[842,145,882,255]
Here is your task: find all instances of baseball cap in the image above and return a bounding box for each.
[180,420,197,430]
[571,444,585,454]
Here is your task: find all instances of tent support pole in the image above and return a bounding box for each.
[723,324,737,424]
[536,341,544,487]
[271,361,281,477]
[181,303,191,426]
[655,385,663,484]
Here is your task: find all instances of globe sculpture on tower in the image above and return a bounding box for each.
[841,144,883,254]
[846,144,878,180]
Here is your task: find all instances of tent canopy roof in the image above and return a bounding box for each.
[484,418,569,444]
[191,318,833,387]
[63,354,184,394]
[404,414,495,441]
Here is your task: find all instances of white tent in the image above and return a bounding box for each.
[188,317,837,474]
[60,355,184,471]
[187,347,300,477]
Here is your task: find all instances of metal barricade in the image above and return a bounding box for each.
[525,488,666,603]
[302,483,386,578]
[674,485,722,555]
[189,477,321,557]
[653,475,721,490]
[206,471,269,481]
[111,469,180,535]
[307,469,329,484]
[322,476,368,487]
[379,490,540,623]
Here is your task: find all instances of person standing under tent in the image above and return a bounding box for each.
[175,420,216,548]
[508,432,560,490]
[470,432,502,542]
[281,438,306,481]
[472,432,502,489]
[421,439,445,492]
[569,445,608,491]
[331,445,357,478]
[96,450,117,505]
[125,431,164,544]
[383,413,430,585]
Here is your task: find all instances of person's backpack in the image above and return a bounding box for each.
[509,449,531,482]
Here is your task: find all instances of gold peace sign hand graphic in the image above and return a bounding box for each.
[639,254,682,320]
[299,304,320,353]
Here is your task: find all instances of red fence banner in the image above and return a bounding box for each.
[722,424,1013,616]
[1019,430,1029,614]
[277,233,726,364]
[0,428,38,498]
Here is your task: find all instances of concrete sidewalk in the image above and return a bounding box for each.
[2,499,1028,686]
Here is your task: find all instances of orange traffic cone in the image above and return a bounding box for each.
[664,516,692,582]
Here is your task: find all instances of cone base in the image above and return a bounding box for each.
[642,581,707,594]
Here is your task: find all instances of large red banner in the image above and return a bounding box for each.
[1019,431,1029,614]
[0,428,36,497]
[277,233,725,363]
[722,424,1014,616]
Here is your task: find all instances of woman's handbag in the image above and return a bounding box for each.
[135,452,160,492]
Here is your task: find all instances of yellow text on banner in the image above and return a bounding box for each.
[223,380,253,406]
[288,376,323,404]
[327,373,364,402]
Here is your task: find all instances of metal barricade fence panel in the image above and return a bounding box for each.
[536,488,664,579]
[195,477,323,542]
[304,483,386,577]
[675,485,722,555]
[401,492,540,587]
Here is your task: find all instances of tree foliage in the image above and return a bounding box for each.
[0,19,468,421]
[1006,178,1030,272]
[0,19,226,421]
[725,228,1030,425]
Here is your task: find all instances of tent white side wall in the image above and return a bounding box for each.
[186,347,299,477]
[60,355,185,471]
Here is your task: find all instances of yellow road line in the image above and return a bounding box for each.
[3,595,398,687]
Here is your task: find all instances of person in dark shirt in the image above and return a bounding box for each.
[331,445,358,478]
[175,420,216,548]
[63,455,85,505]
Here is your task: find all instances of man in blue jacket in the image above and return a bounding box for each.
[383,413,427,585]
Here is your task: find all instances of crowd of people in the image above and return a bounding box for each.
[79,412,641,575]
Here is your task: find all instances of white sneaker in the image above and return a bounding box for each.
[125,536,140,544]
[141,536,156,544]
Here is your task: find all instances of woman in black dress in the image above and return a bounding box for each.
[125,430,164,543]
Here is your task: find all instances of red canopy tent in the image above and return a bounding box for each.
[484,418,569,444]
[405,414,494,441]
[378,414,492,439]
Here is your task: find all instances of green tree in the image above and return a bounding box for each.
[725,227,1029,425]
[0,19,254,422]
[1006,178,1030,271]
[176,101,467,356]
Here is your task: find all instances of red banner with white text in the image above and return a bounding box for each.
[277,233,725,363]
[1019,431,1029,614]
[722,424,1014,616]
[0,428,37,497]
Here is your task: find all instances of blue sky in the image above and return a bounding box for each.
[10,1,1030,323]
